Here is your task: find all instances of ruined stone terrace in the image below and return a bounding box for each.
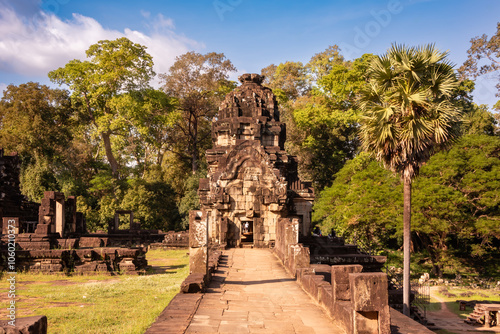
[147,248,344,333]
[146,247,433,334]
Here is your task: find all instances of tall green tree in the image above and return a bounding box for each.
[261,61,310,103]
[0,82,76,200]
[160,51,236,174]
[261,47,373,189]
[313,153,402,252]
[359,44,462,315]
[459,22,500,110]
[412,134,500,277]
[49,37,155,178]
[0,82,73,159]
[294,53,373,189]
[107,89,179,173]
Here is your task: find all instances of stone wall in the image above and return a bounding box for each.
[12,246,148,275]
[196,73,314,248]
[163,231,189,247]
[273,212,393,333]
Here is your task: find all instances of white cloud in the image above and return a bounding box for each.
[152,13,175,30]
[0,8,203,85]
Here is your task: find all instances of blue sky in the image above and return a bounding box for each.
[0,0,499,107]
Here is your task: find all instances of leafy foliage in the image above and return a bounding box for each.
[314,134,500,277]
[413,135,500,276]
[359,44,462,181]
[313,153,402,252]
[0,82,73,160]
[49,37,156,178]
[459,22,500,110]
[121,178,180,230]
[160,51,236,173]
[261,47,372,189]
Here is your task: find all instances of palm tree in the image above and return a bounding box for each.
[359,44,462,316]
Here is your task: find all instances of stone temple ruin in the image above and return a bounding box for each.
[197,73,314,248]
[181,74,401,334]
[1,74,424,334]
[0,148,183,275]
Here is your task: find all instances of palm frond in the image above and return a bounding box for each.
[359,43,462,177]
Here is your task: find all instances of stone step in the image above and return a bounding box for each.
[310,254,386,266]
[467,314,482,320]
[307,245,360,255]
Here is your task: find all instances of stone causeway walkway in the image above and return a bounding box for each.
[185,248,344,334]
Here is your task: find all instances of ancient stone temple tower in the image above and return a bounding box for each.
[196,73,314,247]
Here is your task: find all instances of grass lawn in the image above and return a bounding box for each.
[425,296,442,312]
[429,286,500,319]
[0,248,189,334]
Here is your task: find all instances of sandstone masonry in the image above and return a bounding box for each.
[195,73,314,248]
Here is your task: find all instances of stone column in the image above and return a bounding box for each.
[349,272,391,334]
[189,210,208,276]
[66,196,77,233]
[55,194,65,238]
[253,218,263,247]
[219,217,228,245]
[113,212,120,232]
[37,191,61,235]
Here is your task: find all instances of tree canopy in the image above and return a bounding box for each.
[262,46,373,189]
[160,51,236,174]
[314,133,500,278]
[49,37,156,178]
[459,22,500,110]
[2,36,499,281]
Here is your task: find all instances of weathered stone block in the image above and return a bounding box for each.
[189,211,207,248]
[296,267,315,281]
[349,272,391,334]
[312,278,330,301]
[288,243,310,276]
[56,239,77,249]
[331,264,363,302]
[333,301,353,333]
[34,224,50,235]
[180,273,205,293]
[349,272,388,312]
[0,315,47,334]
[2,217,19,234]
[318,284,333,316]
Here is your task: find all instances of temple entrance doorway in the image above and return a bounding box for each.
[240,219,253,244]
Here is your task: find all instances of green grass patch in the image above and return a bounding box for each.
[432,286,500,319]
[425,296,442,312]
[1,249,189,334]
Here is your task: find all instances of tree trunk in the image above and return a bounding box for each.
[101,131,119,178]
[403,177,412,316]
[417,232,443,278]
[191,115,199,174]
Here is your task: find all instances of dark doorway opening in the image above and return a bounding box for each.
[241,220,253,244]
